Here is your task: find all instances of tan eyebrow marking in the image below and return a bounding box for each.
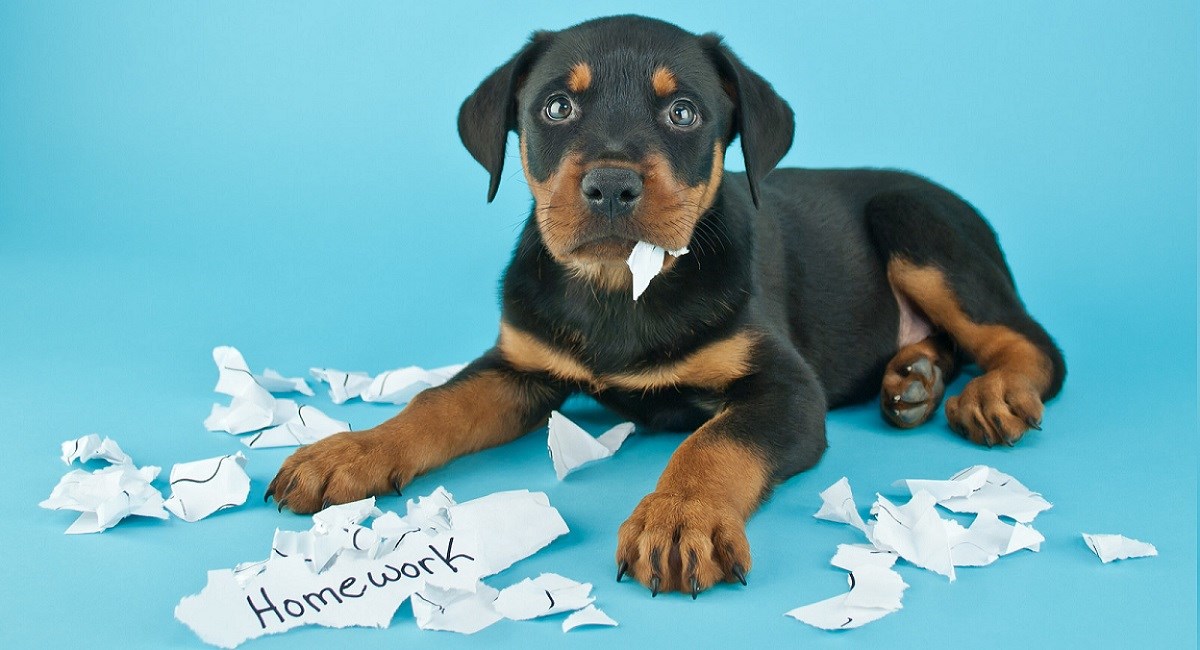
[652,66,677,96]
[567,62,592,93]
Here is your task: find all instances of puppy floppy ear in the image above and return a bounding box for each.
[702,34,795,208]
[458,32,553,202]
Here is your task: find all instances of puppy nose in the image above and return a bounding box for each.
[580,167,643,218]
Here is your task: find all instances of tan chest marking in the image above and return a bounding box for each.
[498,323,757,392]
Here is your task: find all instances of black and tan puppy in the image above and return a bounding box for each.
[268,15,1065,597]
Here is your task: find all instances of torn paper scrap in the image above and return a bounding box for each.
[371,513,426,558]
[177,488,571,646]
[786,565,909,631]
[403,486,457,533]
[254,369,314,396]
[309,368,374,405]
[270,529,339,574]
[842,566,907,610]
[233,560,269,587]
[869,491,956,581]
[446,489,570,576]
[60,434,132,466]
[547,411,635,479]
[831,544,898,571]
[204,391,276,435]
[895,465,989,502]
[241,404,349,449]
[40,463,167,534]
[626,240,689,300]
[164,453,251,522]
[175,533,484,649]
[313,498,382,535]
[412,583,502,634]
[211,347,308,395]
[946,510,1043,567]
[814,477,869,534]
[596,422,635,451]
[212,346,311,396]
[361,364,466,405]
[268,499,386,574]
[562,604,618,632]
[370,489,457,560]
[205,347,278,434]
[936,466,1052,523]
[204,347,349,444]
[1082,533,1158,563]
[212,346,263,396]
[494,573,594,621]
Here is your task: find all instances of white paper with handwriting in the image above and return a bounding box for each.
[203,346,347,447]
[163,452,251,522]
[40,462,168,534]
[310,364,464,405]
[797,467,1054,631]
[176,488,570,647]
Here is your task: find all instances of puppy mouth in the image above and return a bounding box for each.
[568,235,638,261]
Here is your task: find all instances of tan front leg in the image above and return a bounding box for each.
[616,421,771,597]
[267,352,568,513]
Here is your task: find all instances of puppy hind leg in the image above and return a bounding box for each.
[867,188,1066,446]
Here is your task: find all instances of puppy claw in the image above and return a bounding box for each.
[732,563,747,586]
[267,429,421,514]
[1025,417,1043,431]
[616,562,628,583]
[617,492,751,595]
[690,576,700,600]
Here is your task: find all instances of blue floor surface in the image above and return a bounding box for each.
[1,2,1195,648]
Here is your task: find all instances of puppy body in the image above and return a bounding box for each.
[269,16,1066,597]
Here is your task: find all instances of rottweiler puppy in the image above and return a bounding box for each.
[268,15,1065,597]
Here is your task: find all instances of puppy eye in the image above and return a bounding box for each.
[545,95,574,121]
[668,100,699,128]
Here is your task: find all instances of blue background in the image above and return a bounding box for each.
[1,1,1195,648]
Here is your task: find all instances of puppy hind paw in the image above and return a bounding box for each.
[881,351,945,429]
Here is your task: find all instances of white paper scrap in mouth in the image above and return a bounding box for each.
[625,241,689,301]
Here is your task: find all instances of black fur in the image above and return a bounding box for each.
[457,15,1066,484]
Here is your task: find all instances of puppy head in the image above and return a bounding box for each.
[458,16,794,270]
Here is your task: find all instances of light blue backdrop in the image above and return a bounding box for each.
[1,2,1195,648]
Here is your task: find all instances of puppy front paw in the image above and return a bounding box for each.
[265,430,412,514]
[615,491,750,598]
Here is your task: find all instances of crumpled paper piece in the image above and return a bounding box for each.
[40,462,168,534]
